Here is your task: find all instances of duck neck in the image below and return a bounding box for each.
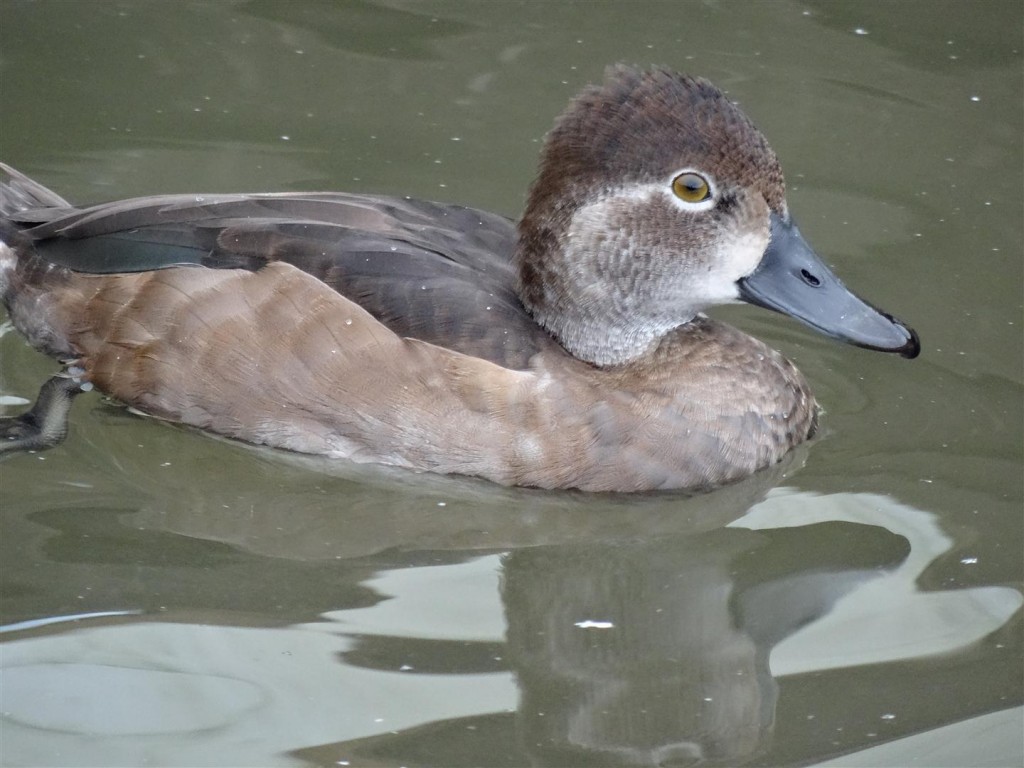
[514,226,693,368]
[545,314,676,367]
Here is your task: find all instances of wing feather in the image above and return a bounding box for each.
[9,190,553,368]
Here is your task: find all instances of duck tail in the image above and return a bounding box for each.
[1,164,74,299]
[0,163,72,215]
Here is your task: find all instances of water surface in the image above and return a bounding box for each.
[1,1,1021,766]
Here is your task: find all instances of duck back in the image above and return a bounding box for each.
[2,168,550,369]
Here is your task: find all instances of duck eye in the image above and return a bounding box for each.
[672,172,712,204]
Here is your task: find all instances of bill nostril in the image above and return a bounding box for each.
[800,268,821,287]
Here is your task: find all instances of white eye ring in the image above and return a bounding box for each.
[668,169,717,212]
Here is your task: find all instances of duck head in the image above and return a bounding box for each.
[515,66,920,366]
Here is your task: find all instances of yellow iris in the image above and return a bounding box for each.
[672,172,711,203]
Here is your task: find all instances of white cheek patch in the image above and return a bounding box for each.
[649,186,769,303]
[564,186,658,265]
[688,229,768,304]
[566,183,768,310]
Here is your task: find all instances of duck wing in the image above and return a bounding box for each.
[5,180,551,369]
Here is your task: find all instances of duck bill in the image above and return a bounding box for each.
[738,213,920,358]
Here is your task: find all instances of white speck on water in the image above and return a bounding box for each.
[881,713,896,720]
[160,462,172,467]
[574,620,614,629]
[437,502,446,507]
[970,95,980,102]
[399,664,413,671]
[854,27,869,35]
[961,556,978,565]
[450,136,461,141]
[280,135,290,141]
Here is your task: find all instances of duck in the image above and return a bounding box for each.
[0,66,919,492]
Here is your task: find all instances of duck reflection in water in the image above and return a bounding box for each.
[303,513,910,766]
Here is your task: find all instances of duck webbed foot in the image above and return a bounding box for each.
[0,365,92,457]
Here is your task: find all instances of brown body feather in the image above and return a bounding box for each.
[3,233,813,490]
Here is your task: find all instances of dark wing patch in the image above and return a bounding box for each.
[8,191,553,368]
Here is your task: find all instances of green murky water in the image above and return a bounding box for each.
[1,1,1021,765]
